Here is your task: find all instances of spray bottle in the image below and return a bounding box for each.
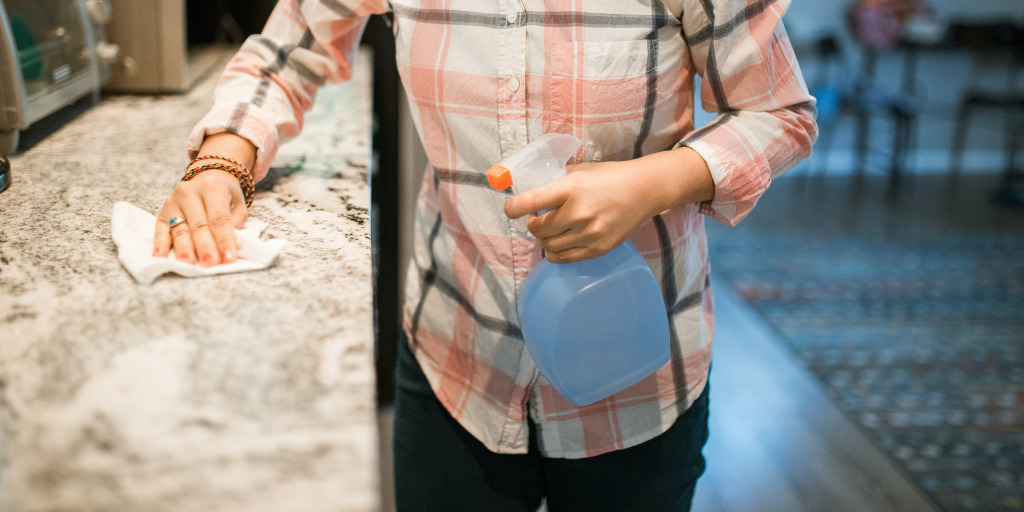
[488,133,671,406]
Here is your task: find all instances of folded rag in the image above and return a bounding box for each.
[111,201,287,284]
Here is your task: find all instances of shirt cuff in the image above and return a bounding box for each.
[187,102,279,183]
[681,119,772,227]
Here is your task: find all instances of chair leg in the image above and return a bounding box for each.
[1013,105,1024,183]
[1004,103,1021,183]
[950,102,973,176]
[813,120,837,176]
[855,110,871,175]
[890,119,902,190]
[889,113,911,194]
[903,113,917,177]
[991,103,1024,206]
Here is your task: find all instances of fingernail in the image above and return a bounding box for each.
[202,254,216,267]
[221,249,235,263]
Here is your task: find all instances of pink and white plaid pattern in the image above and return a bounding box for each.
[189,0,816,459]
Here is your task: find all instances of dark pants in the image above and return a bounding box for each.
[393,332,710,512]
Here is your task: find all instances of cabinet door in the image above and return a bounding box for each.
[105,0,186,92]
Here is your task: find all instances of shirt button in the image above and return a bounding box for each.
[506,11,518,24]
[507,77,520,93]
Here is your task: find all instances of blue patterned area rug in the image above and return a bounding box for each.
[708,232,1024,512]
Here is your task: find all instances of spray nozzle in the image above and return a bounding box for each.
[487,133,583,231]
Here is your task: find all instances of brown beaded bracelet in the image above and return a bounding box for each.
[186,155,255,206]
[191,154,249,171]
[182,162,255,207]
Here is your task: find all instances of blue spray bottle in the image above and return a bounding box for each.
[487,134,671,406]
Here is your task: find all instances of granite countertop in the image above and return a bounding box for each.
[0,49,378,512]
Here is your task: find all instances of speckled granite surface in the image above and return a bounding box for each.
[0,49,378,512]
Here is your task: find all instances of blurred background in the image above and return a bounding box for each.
[1,0,1022,511]
[692,2,1024,511]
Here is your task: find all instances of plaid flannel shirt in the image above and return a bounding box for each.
[189,0,817,459]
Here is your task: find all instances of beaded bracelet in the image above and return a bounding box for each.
[191,154,249,171]
[182,162,255,207]
[184,155,255,207]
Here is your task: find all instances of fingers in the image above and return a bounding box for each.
[538,231,589,254]
[536,220,608,255]
[155,202,198,264]
[527,210,570,239]
[537,225,610,264]
[153,200,174,257]
[154,222,172,257]
[170,221,198,265]
[174,183,221,267]
[545,247,595,264]
[201,187,239,264]
[504,181,571,220]
[153,170,248,267]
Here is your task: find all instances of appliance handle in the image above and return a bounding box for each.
[74,0,103,91]
[85,0,112,25]
[0,0,28,131]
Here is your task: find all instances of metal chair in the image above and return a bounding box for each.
[947,23,1024,204]
[806,34,919,190]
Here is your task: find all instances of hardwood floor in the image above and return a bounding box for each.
[379,406,395,512]
[690,284,939,512]
[694,173,1024,512]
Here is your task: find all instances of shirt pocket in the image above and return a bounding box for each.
[548,40,656,163]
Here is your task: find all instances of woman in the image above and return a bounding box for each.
[154,1,817,510]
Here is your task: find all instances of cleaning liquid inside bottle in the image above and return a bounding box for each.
[487,134,671,406]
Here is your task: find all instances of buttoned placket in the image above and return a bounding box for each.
[497,0,528,165]
[496,0,528,239]
[495,0,541,454]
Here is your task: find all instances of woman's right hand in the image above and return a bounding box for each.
[153,133,258,267]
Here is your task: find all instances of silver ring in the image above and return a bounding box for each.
[168,216,187,228]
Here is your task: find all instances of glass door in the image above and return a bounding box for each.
[4,0,91,100]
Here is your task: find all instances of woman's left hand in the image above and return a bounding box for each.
[503,147,715,264]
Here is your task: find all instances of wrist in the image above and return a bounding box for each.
[197,132,257,172]
[636,147,715,216]
[184,153,256,208]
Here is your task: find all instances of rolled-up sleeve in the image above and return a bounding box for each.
[679,0,818,226]
[187,0,389,182]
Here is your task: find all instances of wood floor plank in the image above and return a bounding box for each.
[692,283,941,512]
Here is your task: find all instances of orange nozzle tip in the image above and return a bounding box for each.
[487,165,513,191]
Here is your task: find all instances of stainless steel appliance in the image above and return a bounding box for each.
[0,0,116,155]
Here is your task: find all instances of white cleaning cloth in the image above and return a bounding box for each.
[111,201,287,284]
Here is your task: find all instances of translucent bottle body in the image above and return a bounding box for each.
[520,241,670,406]
[488,134,671,406]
